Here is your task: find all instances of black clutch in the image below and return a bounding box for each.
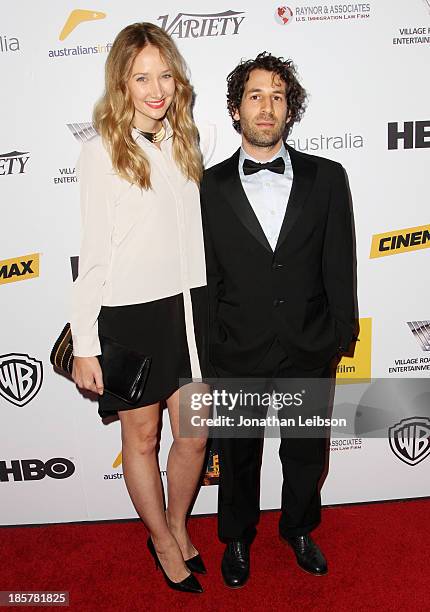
[50,323,152,405]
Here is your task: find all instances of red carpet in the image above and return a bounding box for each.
[1,500,429,611]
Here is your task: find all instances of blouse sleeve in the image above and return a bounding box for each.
[70,139,114,356]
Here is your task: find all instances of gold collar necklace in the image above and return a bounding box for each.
[134,123,166,144]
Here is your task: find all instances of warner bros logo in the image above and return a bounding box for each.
[389,417,430,466]
[0,353,43,407]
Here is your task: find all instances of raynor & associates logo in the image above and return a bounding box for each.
[0,353,43,407]
[389,417,430,466]
[157,10,246,38]
[274,3,371,24]
[370,224,430,258]
[0,151,30,176]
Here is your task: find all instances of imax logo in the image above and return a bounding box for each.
[0,150,30,175]
[389,417,430,466]
[407,321,430,351]
[388,121,430,149]
[0,458,75,482]
[0,354,43,407]
[157,10,245,38]
[0,253,40,285]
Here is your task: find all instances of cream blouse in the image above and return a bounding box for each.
[70,122,206,378]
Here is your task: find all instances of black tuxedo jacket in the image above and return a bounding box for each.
[200,145,357,373]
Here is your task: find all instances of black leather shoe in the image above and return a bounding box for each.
[185,553,207,575]
[221,541,250,588]
[147,537,203,593]
[280,533,328,575]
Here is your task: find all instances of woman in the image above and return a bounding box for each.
[71,22,208,594]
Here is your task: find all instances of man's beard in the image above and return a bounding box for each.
[240,115,285,148]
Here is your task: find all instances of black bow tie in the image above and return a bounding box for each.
[243,157,285,176]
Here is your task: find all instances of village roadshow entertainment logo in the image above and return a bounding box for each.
[157,10,246,37]
[391,1,430,45]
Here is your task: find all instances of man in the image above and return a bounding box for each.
[200,52,357,587]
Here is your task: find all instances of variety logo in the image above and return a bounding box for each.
[59,9,106,40]
[388,121,430,149]
[0,151,30,176]
[274,3,370,24]
[0,253,40,286]
[0,35,20,53]
[407,321,430,351]
[389,417,430,466]
[67,122,97,142]
[275,6,294,24]
[0,354,43,407]
[0,458,75,482]
[157,10,246,38]
[286,132,363,152]
[370,224,430,258]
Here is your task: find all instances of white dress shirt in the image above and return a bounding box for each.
[239,143,293,250]
[70,121,206,378]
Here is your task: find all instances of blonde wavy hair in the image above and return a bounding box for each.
[93,22,203,189]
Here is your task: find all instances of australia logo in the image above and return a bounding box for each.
[389,417,430,466]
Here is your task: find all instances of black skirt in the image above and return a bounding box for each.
[97,286,209,419]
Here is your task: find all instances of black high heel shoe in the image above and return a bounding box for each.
[185,553,207,575]
[147,537,203,593]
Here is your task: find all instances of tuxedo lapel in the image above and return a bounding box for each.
[275,145,317,251]
[217,149,272,253]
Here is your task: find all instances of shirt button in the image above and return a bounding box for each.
[273,298,286,307]
[272,262,284,270]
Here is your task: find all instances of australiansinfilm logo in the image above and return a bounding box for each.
[274,3,371,25]
[157,10,246,37]
[0,354,43,407]
[387,321,430,375]
[389,417,430,466]
[0,458,75,482]
[49,9,111,58]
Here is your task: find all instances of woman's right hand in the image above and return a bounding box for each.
[72,356,104,395]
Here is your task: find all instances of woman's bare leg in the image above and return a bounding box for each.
[165,386,208,559]
[119,403,190,581]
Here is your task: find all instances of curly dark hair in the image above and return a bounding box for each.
[227,52,307,136]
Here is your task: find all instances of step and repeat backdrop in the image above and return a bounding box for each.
[1,1,430,525]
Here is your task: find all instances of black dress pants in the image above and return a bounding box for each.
[215,339,335,542]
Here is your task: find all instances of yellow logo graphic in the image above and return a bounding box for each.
[112,451,122,468]
[59,9,106,40]
[0,253,40,286]
[370,224,430,258]
[336,317,372,383]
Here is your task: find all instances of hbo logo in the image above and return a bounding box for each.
[0,458,75,482]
